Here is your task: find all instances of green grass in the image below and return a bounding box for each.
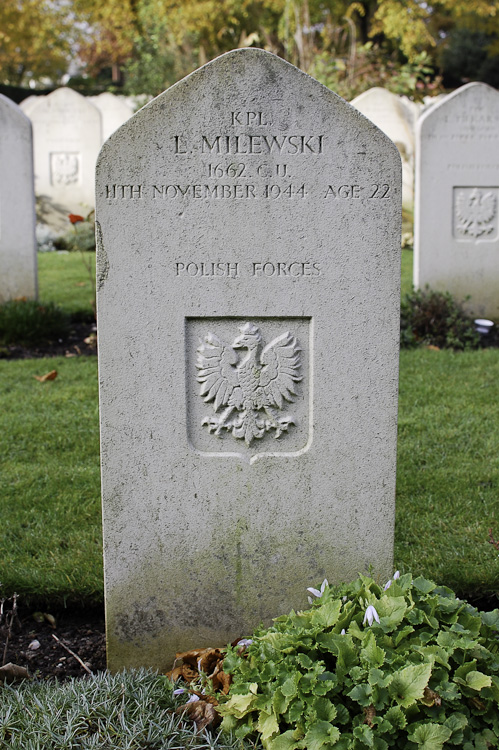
[400,247,413,298]
[1,348,498,606]
[37,251,95,317]
[0,356,101,606]
[0,248,497,607]
[0,669,249,749]
[396,348,499,599]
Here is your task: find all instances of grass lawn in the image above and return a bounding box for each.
[37,251,96,317]
[0,249,497,607]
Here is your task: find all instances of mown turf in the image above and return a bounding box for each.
[1,248,497,607]
[0,356,101,606]
[37,251,95,317]
[396,348,499,600]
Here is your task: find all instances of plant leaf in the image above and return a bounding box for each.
[407,722,452,749]
[388,662,432,708]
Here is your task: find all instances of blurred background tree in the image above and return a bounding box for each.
[1,0,498,98]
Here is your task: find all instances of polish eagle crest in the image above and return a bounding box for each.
[455,188,497,238]
[196,322,302,446]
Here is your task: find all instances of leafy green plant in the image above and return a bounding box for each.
[0,298,70,346]
[218,573,499,750]
[400,287,480,350]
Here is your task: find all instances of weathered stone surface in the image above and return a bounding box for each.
[96,49,402,672]
[89,93,134,142]
[30,88,101,213]
[0,94,37,302]
[415,82,499,319]
[351,87,415,208]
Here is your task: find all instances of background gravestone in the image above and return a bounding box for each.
[0,94,37,302]
[89,93,135,142]
[30,88,101,215]
[351,88,415,209]
[415,82,499,319]
[96,49,402,671]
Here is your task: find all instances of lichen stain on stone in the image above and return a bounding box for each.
[95,220,110,290]
[113,596,167,644]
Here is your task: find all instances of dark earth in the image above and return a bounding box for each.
[0,320,97,360]
[1,603,106,681]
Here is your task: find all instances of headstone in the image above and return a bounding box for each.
[0,95,37,302]
[30,88,101,213]
[89,93,134,142]
[20,95,42,116]
[415,82,499,319]
[96,48,402,672]
[351,88,415,208]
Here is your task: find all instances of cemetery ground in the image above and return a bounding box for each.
[0,248,498,745]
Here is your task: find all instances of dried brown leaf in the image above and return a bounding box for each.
[421,686,442,707]
[175,699,220,733]
[33,370,58,382]
[364,704,376,728]
[0,663,30,683]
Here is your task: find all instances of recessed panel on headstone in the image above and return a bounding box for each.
[0,95,37,302]
[415,82,499,319]
[96,49,402,672]
[30,88,101,213]
[351,88,415,209]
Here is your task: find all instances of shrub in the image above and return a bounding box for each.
[218,573,499,750]
[400,287,480,350]
[0,298,70,346]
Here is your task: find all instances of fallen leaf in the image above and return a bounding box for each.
[425,345,440,351]
[84,334,97,347]
[175,699,220,732]
[65,352,77,358]
[75,282,87,287]
[33,370,58,382]
[0,663,30,683]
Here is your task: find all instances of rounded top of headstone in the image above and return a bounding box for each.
[0,93,32,128]
[417,81,499,133]
[29,86,100,116]
[98,47,401,164]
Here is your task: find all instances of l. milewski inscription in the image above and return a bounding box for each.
[196,322,301,446]
[454,187,498,240]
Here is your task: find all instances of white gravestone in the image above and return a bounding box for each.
[351,88,415,209]
[96,49,402,671]
[0,95,37,302]
[30,88,101,213]
[415,82,499,319]
[89,93,134,143]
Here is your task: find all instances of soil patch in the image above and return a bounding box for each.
[0,321,97,360]
[1,605,106,681]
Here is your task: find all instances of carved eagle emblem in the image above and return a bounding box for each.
[455,188,497,238]
[196,322,302,446]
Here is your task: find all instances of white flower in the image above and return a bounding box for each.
[363,605,380,627]
[342,596,347,602]
[187,694,200,704]
[173,688,186,695]
[341,629,346,635]
[307,578,329,599]
[384,579,392,591]
[237,638,253,647]
[394,570,400,580]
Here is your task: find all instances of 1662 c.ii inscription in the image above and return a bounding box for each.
[196,322,301,446]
